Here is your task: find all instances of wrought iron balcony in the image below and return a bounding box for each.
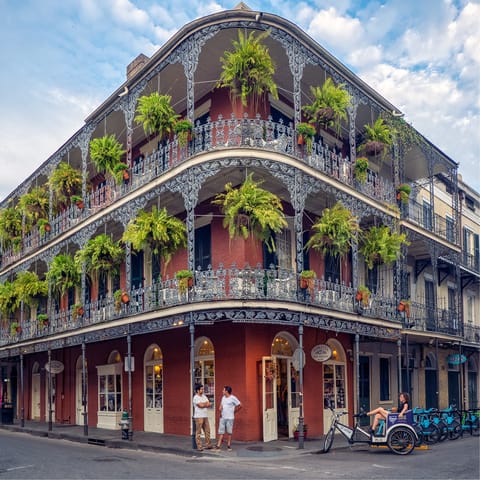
[0,115,396,270]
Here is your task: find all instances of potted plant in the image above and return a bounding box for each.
[135,92,179,140]
[354,157,369,184]
[37,313,49,328]
[113,289,123,312]
[174,119,194,147]
[89,134,126,181]
[216,29,278,113]
[0,206,23,252]
[305,202,360,259]
[299,270,316,290]
[303,78,351,136]
[113,162,130,183]
[358,117,393,158]
[176,269,193,293]
[122,206,187,278]
[37,218,52,236]
[356,285,371,307]
[398,299,411,317]
[72,303,85,320]
[212,173,287,253]
[46,253,81,297]
[359,225,409,270]
[293,424,308,440]
[48,162,82,212]
[70,195,85,209]
[10,322,21,335]
[296,123,316,153]
[396,183,411,204]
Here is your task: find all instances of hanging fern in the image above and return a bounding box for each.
[135,92,179,139]
[75,234,124,276]
[122,206,187,276]
[46,254,81,296]
[305,202,360,258]
[217,29,278,111]
[89,134,126,176]
[212,173,287,253]
[14,271,47,308]
[359,225,410,269]
[49,162,82,211]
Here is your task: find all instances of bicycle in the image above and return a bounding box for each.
[413,407,441,444]
[322,402,417,455]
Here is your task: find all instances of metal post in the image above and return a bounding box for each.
[298,323,304,449]
[189,318,196,450]
[127,332,133,440]
[355,333,360,414]
[48,349,52,432]
[397,339,402,396]
[82,342,88,436]
[405,333,410,396]
[20,354,24,428]
[459,342,465,410]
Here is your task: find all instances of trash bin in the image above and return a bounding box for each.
[0,404,14,424]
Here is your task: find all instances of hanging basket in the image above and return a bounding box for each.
[121,293,130,304]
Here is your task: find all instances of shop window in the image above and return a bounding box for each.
[97,363,122,412]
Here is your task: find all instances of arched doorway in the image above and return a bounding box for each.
[322,339,347,434]
[262,332,299,441]
[31,362,40,420]
[75,355,88,425]
[425,352,438,409]
[194,337,215,438]
[144,344,163,433]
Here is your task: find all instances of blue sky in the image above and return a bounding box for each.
[0,0,478,201]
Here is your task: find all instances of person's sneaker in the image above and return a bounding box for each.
[214,445,221,450]
[227,445,232,451]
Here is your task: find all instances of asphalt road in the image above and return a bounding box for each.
[0,429,478,479]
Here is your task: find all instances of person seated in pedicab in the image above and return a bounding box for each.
[367,392,410,435]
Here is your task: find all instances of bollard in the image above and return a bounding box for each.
[119,410,129,440]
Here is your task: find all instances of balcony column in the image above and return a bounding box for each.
[428,242,439,330]
[172,30,219,123]
[75,125,95,201]
[20,353,24,428]
[117,83,145,167]
[347,94,359,163]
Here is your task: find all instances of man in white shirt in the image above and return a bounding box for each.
[193,384,212,451]
[215,385,241,451]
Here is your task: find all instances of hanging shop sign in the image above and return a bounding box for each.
[45,360,64,374]
[311,344,332,362]
[446,354,466,365]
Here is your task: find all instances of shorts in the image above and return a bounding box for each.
[218,417,234,435]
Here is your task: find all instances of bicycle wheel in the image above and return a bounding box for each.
[387,427,415,455]
[448,420,462,440]
[422,423,440,444]
[436,420,448,442]
[323,427,335,453]
[413,424,424,446]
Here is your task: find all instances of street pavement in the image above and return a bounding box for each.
[0,421,329,459]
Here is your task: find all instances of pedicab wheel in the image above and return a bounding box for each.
[387,427,415,455]
[323,427,335,453]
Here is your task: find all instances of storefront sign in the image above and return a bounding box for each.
[311,344,332,362]
[45,360,64,374]
[447,354,466,365]
[292,348,306,370]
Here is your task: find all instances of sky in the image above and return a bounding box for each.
[0,0,479,202]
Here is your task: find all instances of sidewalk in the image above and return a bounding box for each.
[0,421,328,459]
